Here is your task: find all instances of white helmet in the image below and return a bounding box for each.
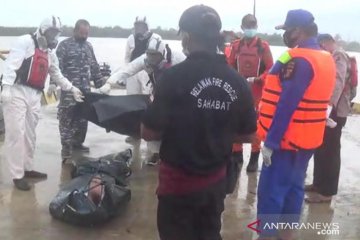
[134,16,148,27]
[39,16,62,35]
[36,16,62,49]
[146,37,166,56]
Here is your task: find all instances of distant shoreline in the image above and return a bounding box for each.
[0,26,359,52]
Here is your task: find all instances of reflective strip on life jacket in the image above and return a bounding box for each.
[257,48,336,150]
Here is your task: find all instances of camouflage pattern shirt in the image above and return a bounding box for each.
[56,37,103,107]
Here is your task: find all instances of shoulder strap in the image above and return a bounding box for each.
[256,38,264,55]
[237,38,245,52]
[165,44,172,64]
[30,33,39,49]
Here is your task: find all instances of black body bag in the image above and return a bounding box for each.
[49,149,132,226]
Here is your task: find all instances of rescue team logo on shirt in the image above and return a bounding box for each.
[190,77,237,111]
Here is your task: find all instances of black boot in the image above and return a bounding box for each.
[232,151,243,164]
[73,144,90,152]
[62,145,72,163]
[13,178,31,191]
[246,151,260,172]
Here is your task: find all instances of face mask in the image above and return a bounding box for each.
[47,39,59,49]
[44,28,61,49]
[283,28,298,48]
[243,29,257,38]
[135,33,144,39]
[145,52,164,70]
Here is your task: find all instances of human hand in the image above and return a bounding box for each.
[99,83,111,95]
[47,84,57,96]
[71,86,84,102]
[262,145,273,167]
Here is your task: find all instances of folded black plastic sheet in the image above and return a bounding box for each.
[49,149,132,226]
[77,92,150,137]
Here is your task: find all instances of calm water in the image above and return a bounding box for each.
[1,36,360,102]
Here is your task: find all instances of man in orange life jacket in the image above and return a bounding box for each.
[227,14,273,172]
[256,10,336,238]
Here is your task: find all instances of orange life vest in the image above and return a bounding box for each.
[257,48,336,150]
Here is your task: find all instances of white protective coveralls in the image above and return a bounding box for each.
[1,17,80,180]
[124,29,163,95]
[105,38,186,155]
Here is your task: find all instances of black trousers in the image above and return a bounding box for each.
[157,179,226,240]
[313,115,347,196]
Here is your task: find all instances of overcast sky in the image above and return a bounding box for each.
[1,0,360,41]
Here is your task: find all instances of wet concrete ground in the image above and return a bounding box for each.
[0,102,360,240]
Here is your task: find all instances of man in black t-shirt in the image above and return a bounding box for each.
[141,5,257,240]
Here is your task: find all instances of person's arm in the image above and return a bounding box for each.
[141,124,162,141]
[234,77,258,142]
[124,35,134,64]
[141,71,173,141]
[55,41,66,73]
[2,36,29,85]
[264,58,314,150]
[48,51,73,91]
[107,54,146,85]
[258,41,274,83]
[227,41,238,68]
[329,51,348,107]
[88,43,104,88]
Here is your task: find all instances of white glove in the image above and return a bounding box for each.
[326,105,333,118]
[71,86,84,102]
[262,145,273,167]
[47,84,57,96]
[98,83,111,95]
[325,105,337,128]
[1,84,13,103]
[247,77,256,83]
[326,118,337,128]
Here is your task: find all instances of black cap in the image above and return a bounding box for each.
[179,5,222,38]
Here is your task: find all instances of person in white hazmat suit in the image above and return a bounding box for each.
[124,16,162,95]
[99,37,185,165]
[121,16,163,143]
[1,16,84,191]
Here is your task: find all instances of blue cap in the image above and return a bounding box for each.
[275,9,315,30]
